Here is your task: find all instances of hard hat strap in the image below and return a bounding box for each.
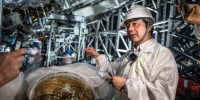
[134,19,150,44]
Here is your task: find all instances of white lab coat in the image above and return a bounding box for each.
[194,24,200,40]
[96,39,179,100]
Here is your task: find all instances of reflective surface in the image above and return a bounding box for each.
[33,73,94,100]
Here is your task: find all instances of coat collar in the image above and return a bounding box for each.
[133,39,158,54]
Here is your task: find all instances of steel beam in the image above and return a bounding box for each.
[0,0,2,42]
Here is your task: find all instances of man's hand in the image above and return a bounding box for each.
[107,76,127,90]
[175,2,200,25]
[84,47,100,58]
[0,49,26,87]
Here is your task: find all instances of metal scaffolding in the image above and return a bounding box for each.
[0,0,199,80]
[83,0,200,82]
[84,0,178,59]
[0,0,2,41]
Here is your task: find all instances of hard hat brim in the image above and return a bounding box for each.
[120,17,155,27]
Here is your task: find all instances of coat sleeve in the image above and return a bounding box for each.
[125,48,178,100]
[95,55,123,78]
[193,24,200,40]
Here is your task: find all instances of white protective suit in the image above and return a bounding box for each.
[0,63,114,100]
[194,24,200,40]
[0,73,25,100]
[96,39,179,100]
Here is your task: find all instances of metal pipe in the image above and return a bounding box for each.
[117,9,121,31]
[36,8,43,28]
[81,35,86,59]
[56,56,75,59]
[41,4,47,21]
[115,9,122,57]
[119,33,129,50]
[146,7,158,13]
[47,32,52,67]
[132,0,143,5]
[108,38,116,50]
[175,44,199,62]
[106,16,109,30]
[58,27,74,30]
[64,0,70,9]
[27,8,32,24]
[87,20,98,25]
[87,38,94,47]
[77,23,81,62]
[0,0,2,42]
[99,35,111,61]
[115,32,121,57]
[161,0,168,46]
[159,29,168,33]
[54,42,68,52]
[142,0,146,6]
[111,16,114,30]
[117,49,128,53]
[153,20,168,26]
[105,16,109,51]
[179,64,200,78]
[171,47,198,63]
[70,45,76,51]
[100,20,106,31]
[95,21,100,50]
[152,0,157,9]
[166,0,175,47]
[105,37,109,54]
[156,0,161,22]
[171,33,199,43]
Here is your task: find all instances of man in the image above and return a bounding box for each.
[175,2,200,40]
[85,5,178,100]
[0,49,26,87]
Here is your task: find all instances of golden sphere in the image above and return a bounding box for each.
[32,73,94,100]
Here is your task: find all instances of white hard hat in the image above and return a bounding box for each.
[121,5,155,27]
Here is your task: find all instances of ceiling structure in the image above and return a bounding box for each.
[0,0,199,82]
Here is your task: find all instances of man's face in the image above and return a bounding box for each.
[126,19,147,42]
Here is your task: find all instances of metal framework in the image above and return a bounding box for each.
[85,0,177,60]
[83,0,200,82]
[0,0,2,41]
[0,0,199,81]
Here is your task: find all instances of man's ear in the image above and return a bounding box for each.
[148,24,153,32]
